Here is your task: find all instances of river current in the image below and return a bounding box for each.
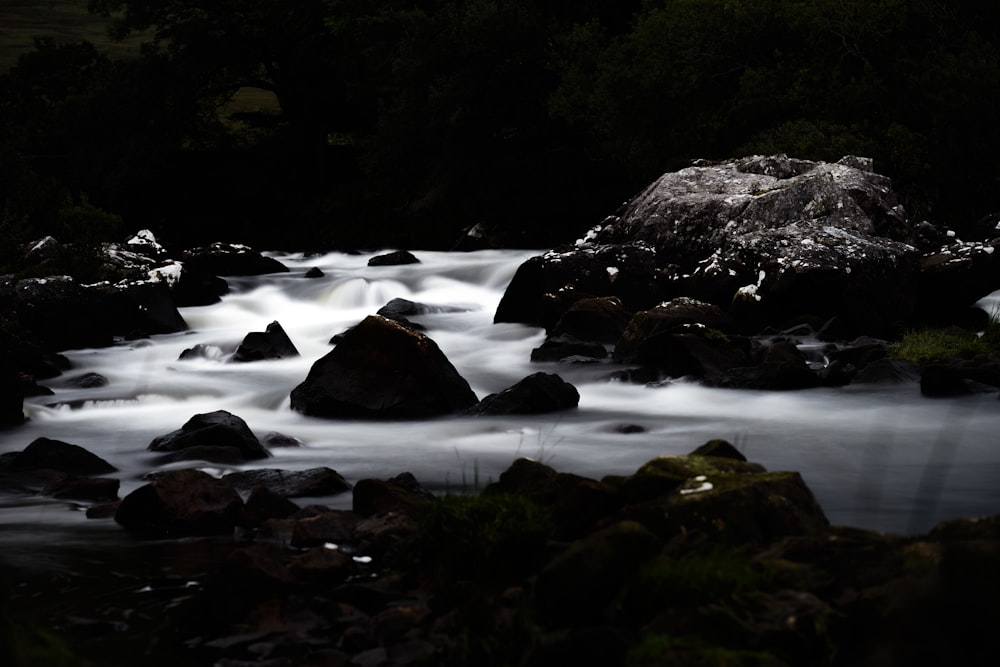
[2,249,999,567]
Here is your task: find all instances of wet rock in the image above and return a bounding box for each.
[0,345,25,427]
[852,357,920,384]
[530,335,608,362]
[919,362,1000,396]
[549,296,634,343]
[352,473,435,518]
[917,238,1000,328]
[231,321,299,362]
[8,437,117,475]
[115,469,243,537]
[305,267,325,278]
[169,264,230,306]
[260,432,304,448]
[715,341,821,390]
[148,410,270,462]
[178,343,225,361]
[690,439,747,461]
[290,315,478,419]
[223,467,352,498]
[368,250,420,266]
[180,242,289,276]
[467,372,580,415]
[0,276,187,351]
[65,372,109,388]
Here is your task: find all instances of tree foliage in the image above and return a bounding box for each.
[2,0,999,250]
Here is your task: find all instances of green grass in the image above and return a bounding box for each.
[888,322,1000,366]
[0,1,144,72]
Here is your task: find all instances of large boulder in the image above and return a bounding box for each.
[147,410,270,462]
[496,155,922,338]
[290,315,478,419]
[180,242,288,276]
[0,276,187,351]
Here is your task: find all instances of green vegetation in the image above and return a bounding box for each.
[627,547,774,614]
[413,493,552,583]
[628,634,786,667]
[889,322,1000,365]
[2,1,1000,250]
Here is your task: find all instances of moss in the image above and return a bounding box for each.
[889,325,1000,365]
[627,547,774,615]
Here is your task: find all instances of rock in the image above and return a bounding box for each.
[147,410,270,462]
[530,336,608,362]
[715,341,821,389]
[621,454,830,543]
[305,267,325,278]
[231,321,299,362]
[919,363,1000,396]
[290,509,361,547]
[290,315,478,419]
[690,439,747,461]
[368,250,420,266]
[467,372,580,415]
[614,324,752,382]
[375,298,466,329]
[8,437,117,475]
[239,486,300,528]
[852,358,920,384]
[534,520,660,625]
[549,296,634,343]
[496,155,921,338]
[66,372,109,388]
[917,238,1000,328]
[613,299,751,379]
[495,245,660,330]
[0,276,187,351]
[170,265,230,307]
[115,469,243,537]
[483,458,621,539]
[0,345,25,427]
[352,473,435,518]
[223,467,352,498]
[123,229,168,258]
[178,344,225,361]
[180,242,289,276]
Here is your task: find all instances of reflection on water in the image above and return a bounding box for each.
[2,249,999,566]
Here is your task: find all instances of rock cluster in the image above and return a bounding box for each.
[5,437,995,666]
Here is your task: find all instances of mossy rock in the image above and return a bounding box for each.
[535,520,660,626]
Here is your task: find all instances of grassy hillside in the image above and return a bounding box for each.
[0,0,143,72]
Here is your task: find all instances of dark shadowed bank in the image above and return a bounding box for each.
[2,441,998,667]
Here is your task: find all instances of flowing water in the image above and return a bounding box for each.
[2,249,999,570]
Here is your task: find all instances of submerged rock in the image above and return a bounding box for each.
[290,315,477,419]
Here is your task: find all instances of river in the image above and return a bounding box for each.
[2,249,999,569]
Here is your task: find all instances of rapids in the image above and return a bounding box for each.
[2,249,999,566]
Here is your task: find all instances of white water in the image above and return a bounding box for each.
[2,249,999,560]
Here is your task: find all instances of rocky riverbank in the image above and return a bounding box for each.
[2,438,998,666]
